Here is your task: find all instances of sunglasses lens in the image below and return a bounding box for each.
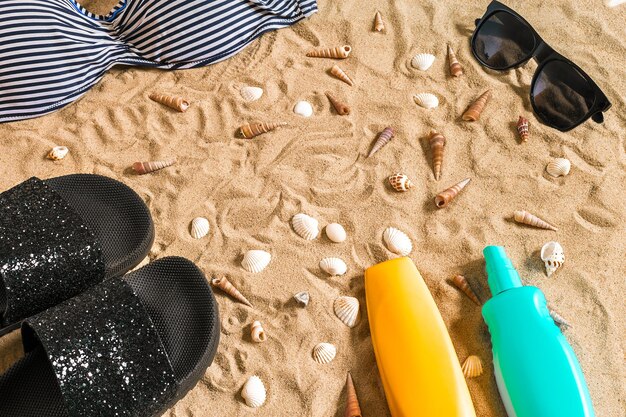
[532,60,595,130]
[474,11,535,69]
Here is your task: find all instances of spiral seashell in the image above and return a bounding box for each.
[374,11,385,32]
[293,100,314,117]
[429,130,446,180]
[325,92,350,115]
[325,223,347,243]
[294,291,310,307]
[211,276,253,307]
[242,250,271,273]
[413,92,439,109]
[541,241,565,277]
[306,45,352,59]
[388,173,414,192]
[549,309,571,328]
[546,158,571,178]
[368,127,394,158]
[513,210,557,231]
[334,296,360,327]
[132,159,176,175]
[148,93,190,112]
[250,320,267,343]
[238,122,287,139]
[330,65,354,86]
[312,342,337,364]
[240,86,263,102]
[344,372,362,417]
[517,116,530,142]
[462,90,492,121]
[383,227,412,256]
[241,375,266,408]
[434,178,471,208]
[411,53,436,71]
[291,213,320,240]
[461,355,483,378]
[320,257,348,276]
[189,217,210,239]
[447,44,464,77]
[47,146,69,160]
[451,275,481,306]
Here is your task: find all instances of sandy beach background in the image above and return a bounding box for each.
[1,0,625,415]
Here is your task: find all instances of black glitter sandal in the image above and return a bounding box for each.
[0,256,220,417]
[0,174,154,337]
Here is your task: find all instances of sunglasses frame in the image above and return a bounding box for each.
[471,1,611,132]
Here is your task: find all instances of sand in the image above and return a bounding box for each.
[1,0,625,416]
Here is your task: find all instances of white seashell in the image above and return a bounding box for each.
[605,0,626,7]
[250,320,267,342]
[312,342,336,364]
[546,158,571,178]
[540,241,564,277]
[293,100,314,117]
[294,291,310,306]
[413,93,439,109]
[291,213,319,240]
[47,146,69,160]
[242,250,271,273]
[240,86,263,102]
[383,227,412,256]
[411,53,436,71]
[320,257,347,276]
[325,223,347,243]
[190,217,210,239]
[333,296,360,327]
[241,375,266,408]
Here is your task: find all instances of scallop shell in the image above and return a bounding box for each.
[240,86,263,102]
[325,223,347,243]
[411,53,436,71]
[413,93,439,109]
[312,342,336,364]
[291,213,319,240]
[540,241,564,277]
[546,158,571,178]
[388,173,414,192]
[333,296,360,327]
[383,227,412,256]
[242,250,271,273]
[241,375,266,408]
[251,320,267,343]
[294,291,310,307]
[461,355,483,378]
[320,257,347,276]
[47,146,69,160]
[293,100,314,117]
[190,217,210,239]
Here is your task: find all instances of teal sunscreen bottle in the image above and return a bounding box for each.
[482,246,595,417]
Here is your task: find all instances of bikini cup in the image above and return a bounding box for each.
[0,0,318,122]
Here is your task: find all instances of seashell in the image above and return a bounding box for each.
[306,45,352,59]
[383,227,412,256]
[373,11,385,32]
[367,127,395,158]
[242,250,271,273]
[541,241,565,277]
[413,93,439,109]
[549,309,571,328]
[189,217,210,239]
[148,93,190,112]
[330,65,354,86]
[388,173,414,192]
[447,44,464,77]
[451,275,481,306]
[434,178,471,208]
[291,213,320,240]
[546,158,571,178]
[293,100,314,117]
[344,372,362,417]
[325,92,350,115]
[238,122,287,139]
[294,291,310,307]
[211,276,253,307]
[334,296,360,327]
[251,320,267,343]
[411,53,436,71]
[320,257,348,276]
[605,0,626,7]
[241,375,266,408]
[312,342,336,364]
[325,223,347,243]
[429,130,446,180]
[461,355,483,378]
[517,116,530,142]
[513,210,557,231]
[462,90,492,121]
[47,146,68,160]
[132,159,176,175]
[240,86,263,102]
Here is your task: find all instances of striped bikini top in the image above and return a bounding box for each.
[0,0,317,122]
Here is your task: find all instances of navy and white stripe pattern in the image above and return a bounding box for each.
[0,0,318,122]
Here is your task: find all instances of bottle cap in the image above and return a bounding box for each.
[483,246,522,295]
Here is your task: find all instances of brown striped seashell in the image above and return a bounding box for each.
[325,92,350,115]
[330,65,354,86]
[250,320,267,343]
[374,11,385,32]
[513,210,557,231]
[462,90,492,121]
[306,45,352,59]
[238,122,287,139]
[148,93,190,112]
[368,127,394,157]
[461,355,483,378]
[211,276,253,307]
[447,44,463,77]
[132,159,176,175]
[517,116,530,142]
[344,372,362,417]
[428,130,446,180]
[451,274,481,306]
[388,173,414,192]
[435,178,470,208]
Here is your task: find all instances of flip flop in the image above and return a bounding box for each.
[0,257,220,417]
[0,174,154,337]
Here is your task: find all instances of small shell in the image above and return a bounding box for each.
[461,355,483,378]
[330,65,354,86]
[190,217,210,239]
[293,100,314,117]
[211,276,252,307]
[325,92,350,115]
[447,45,464,77]
[241,375,266,408]
[451,275,481,306]
[240,86,263,102]
[344,372,362,417]
[429,130,446,181]
[306,45,352,59]
[373,11,385,32]
[462,90,492,121]
[242,250,271,273]
[291,213,320,240]
[320,257,347,276]
[294,291,310,307]
[132,159,176,175]
[388,173,414,192]
[434,178,471,208]
[368,127,395,158]
[325,223,347,243]
[517,116,530,142]
[149,93,190,112]
[411,53,436,71]
[546,158,571,178]
[250,321,267,343]
[238,122,287,139]
[541,241,565,277]
[413,93,439,109]
[513,210,557,231]
[312,342,337,364]
[47,146,69,160]
[383,227,412,256]
[334,296,360,327]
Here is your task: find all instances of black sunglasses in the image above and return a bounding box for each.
[471,1,611,132]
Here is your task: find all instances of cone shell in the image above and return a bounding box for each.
[149,93,190,112]
[240,86,263,102]
[344,372,362,417]
[388,173,414,192]
[211,276,253,307]
[451,275,481,306]
[312,342,336,364]
[47,146,68,160]
[447,45,464,77]
[434,178,470,208]
[242,250,271,273]
[334,296,360,327]
[550,309,571,328]
[294,291,310,306]
[251,320,267,343]
[325,223,347,243]
[306,45,352,59]
[320,257,347,276]
[189,217,210,239]
[546,158,571,177]
[326,92,350,115]
[291,213,320,240]
[411,53,436,71]
[241,375,266,408]
[330,65,354,86]
[383,227,412,256]
[413,93,439,109]
[429,130,446,180]
[132,159,176,175]
[374,11,385,32]
[462,90,492,121]
[238,122,287,138]
[541,241,565,277]
[368,127,394,158]
[517,116,530,142]
[461,355,483,378]
[513,210,557,231]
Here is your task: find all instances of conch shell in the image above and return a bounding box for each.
[326,92,350,115]
[546,158,571,177]
[447,45,463,77]
[451,275,481,306]
[541,241,564,277]
[373,11,385,32]
[238,122,287,139]
[434,178,470,208]
[517,116,530,142]
[148,93,190,112]
[334,296,360,327]
[330,65,354,86]
[368,127,394,157]
[461,355,483,378]
[241,375,266,408]
[306,45,352,59]
[513,210,557,231]
[250,320,267,342]
[344,372,362,417]
[211,276,252,307]
[428,130,446,180]
[47,146,69,160]
[132,159,176,175]
[312,342,336,364]
[462,90,492,121]
[388,173,414,192]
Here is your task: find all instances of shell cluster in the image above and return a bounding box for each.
[242,250,271,273]
[383,227,412,256]
[190,217,210,239]
[320,257,348,276]
[241,375,266,408]
[312,342,337,364]
[541,241,565,277]
[292,213,320,240]
[334,296,360,327]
